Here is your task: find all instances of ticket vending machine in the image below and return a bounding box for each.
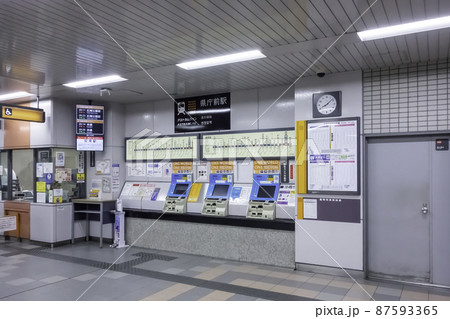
[202,174,233,216]
[246,174,280,220]
[163,173,192,214]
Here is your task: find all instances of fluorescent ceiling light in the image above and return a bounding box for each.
[0,91,34,101]
[63,75,127,88]
[176,50,266,70]
[358,16,450,41]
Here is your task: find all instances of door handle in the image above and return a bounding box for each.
[421,203,429,214]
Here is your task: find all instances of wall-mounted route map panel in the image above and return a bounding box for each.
[202,129,295,160]
[126,135,198,161]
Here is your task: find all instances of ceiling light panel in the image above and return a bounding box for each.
[176,50,266,70]
[0,91,34,101]
[358,16,450,41]
[63,75,127,88]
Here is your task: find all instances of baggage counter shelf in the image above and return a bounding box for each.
[124,209,294,231]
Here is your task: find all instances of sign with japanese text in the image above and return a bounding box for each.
[174,92,230,133]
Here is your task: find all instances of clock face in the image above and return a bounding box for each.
[312,91,341,118]
[316,94,337,114]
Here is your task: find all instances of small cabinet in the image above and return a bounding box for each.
[30,203,73,244]
[4,201,30,239]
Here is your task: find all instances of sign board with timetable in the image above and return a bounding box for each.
[307,118,360,195]
[76,105,104,151]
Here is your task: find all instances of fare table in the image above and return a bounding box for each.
[71,199,116,248]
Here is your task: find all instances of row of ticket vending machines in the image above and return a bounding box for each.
[119,172,296,220]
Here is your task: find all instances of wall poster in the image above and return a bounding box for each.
[307,118,360,194]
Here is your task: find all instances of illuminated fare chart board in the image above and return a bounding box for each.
[202,130,295,160]
[126,135,198,161]
[307,119,359,194]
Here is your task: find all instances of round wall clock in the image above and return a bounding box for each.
[312,91,342,118]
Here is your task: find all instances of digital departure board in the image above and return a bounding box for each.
[76,105,104,151]
[126,135,198,161]
[202,129,295,160]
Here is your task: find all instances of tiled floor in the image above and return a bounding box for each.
[0,238,449,301]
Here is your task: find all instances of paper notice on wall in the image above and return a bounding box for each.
[36,163,44,178]
[36,192,46,203]
[56,152,65,167]
[53,188,63,197]
[127,163,146,177]
[0,216,16,232]
[78,152,84,174]
[102,177,111,193]
[112,163,120,177]
[36,182,46,193]
[303,198,318,219]
[96,159,111,175]
[43,163,53,174]
[112,177,120,191]
[55,168,72,182]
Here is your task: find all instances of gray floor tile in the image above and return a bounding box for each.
[170,287,215,301]
[40,275,68,283]
[161,267,185,274]
[72,273,99,282]
[322,285,350,295]
[375,286,402,297]
[317,292,344,301]
[6,277,35,286]
[227,294,258,301]
[372,293,401,301]
[189,266,211,272]
[300,282,326,292]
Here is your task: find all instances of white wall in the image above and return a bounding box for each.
[294,70,364,270]
[85,102,126,239]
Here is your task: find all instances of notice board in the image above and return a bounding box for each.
[307,118,360,194]
[126,134,198,161]
[202,128,295,160]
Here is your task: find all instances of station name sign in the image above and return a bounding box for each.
[174,92,230,133]
[1,104,45,123]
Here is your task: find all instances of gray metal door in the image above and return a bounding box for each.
[431,137,450,286]
[367,138,430,282]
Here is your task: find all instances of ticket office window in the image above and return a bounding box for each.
[35,148,86,203]
[11,149,34,201]
[0,151,9,200]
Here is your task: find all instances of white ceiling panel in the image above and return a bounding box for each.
[0,0,449,104]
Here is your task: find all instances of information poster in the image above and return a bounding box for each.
[307,118,359,194]
[96,159,111,175]
[202,129,295,160]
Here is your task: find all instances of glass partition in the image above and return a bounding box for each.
[35,148,86,203]
[0,151,9,200]
[12,149,34,201]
